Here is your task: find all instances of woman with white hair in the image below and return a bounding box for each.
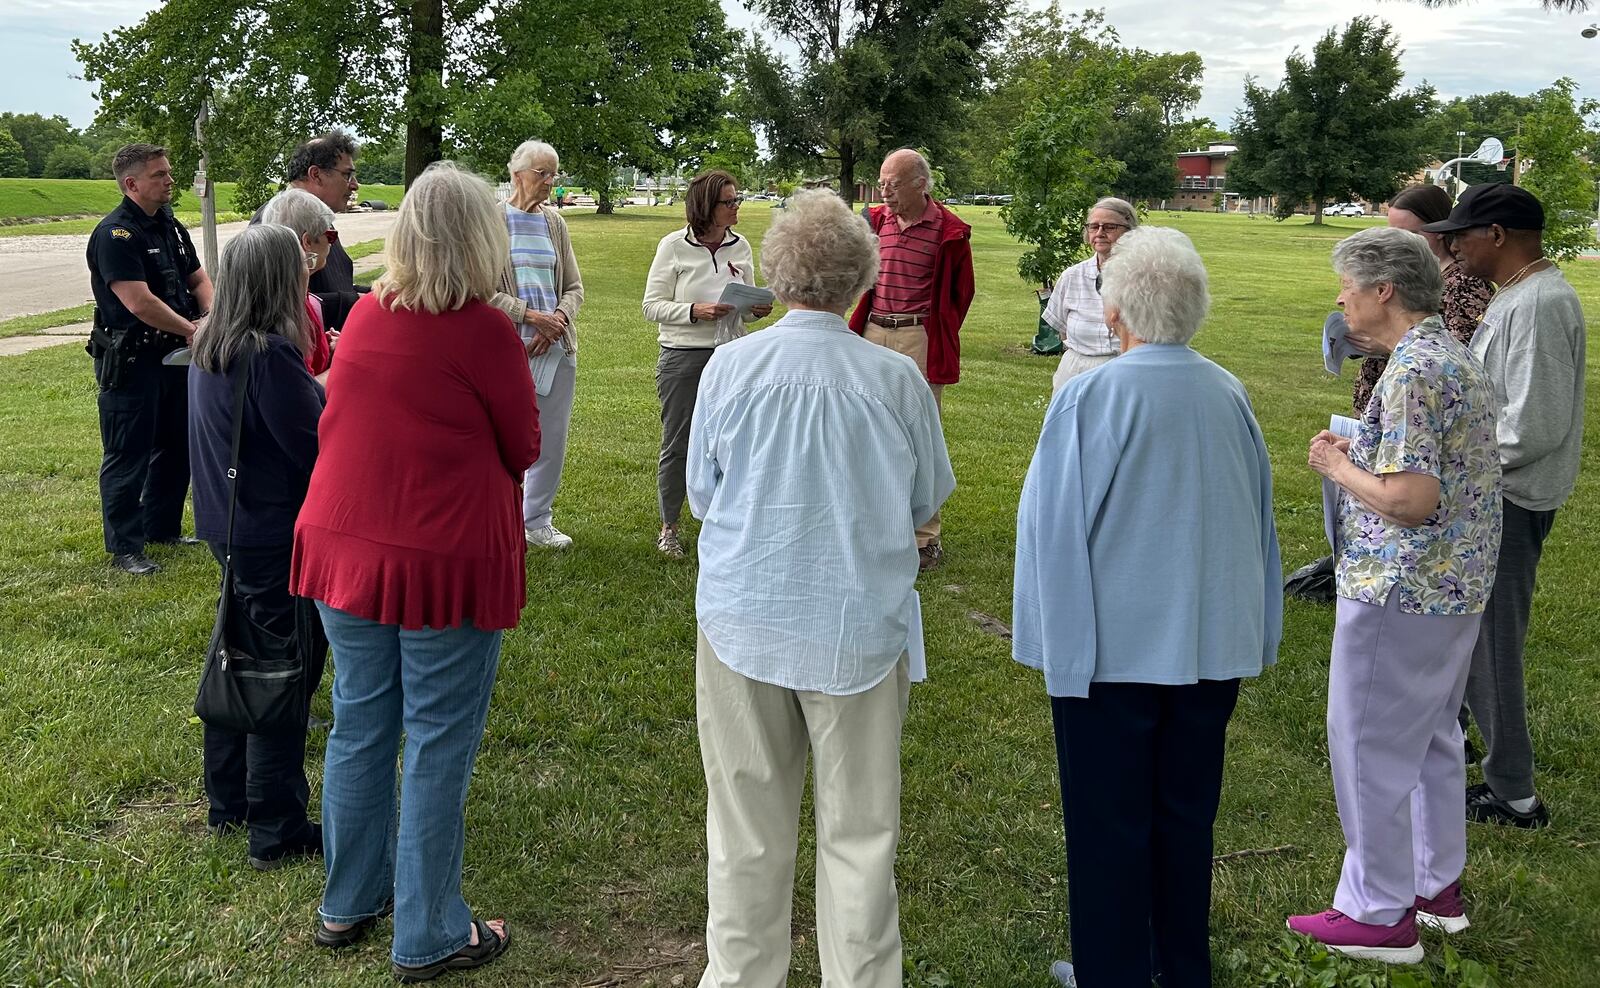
[495,139,585,549]
[291,161,538,980]
[188,222,327,871]
[1013,227,1282,988]
[259,188,339,379]
[1042,196,1138,391]
[686,189,953,988]
[1289,227,1501,964]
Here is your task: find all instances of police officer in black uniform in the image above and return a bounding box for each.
[86,143,215,575]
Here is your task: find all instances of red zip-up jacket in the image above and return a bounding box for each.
[849,202,976,386]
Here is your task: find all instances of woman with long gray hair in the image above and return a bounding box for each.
[188,222,328,871]
[1042,196,1138,392]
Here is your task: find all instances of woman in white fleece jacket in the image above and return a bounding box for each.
[641,169,771,558]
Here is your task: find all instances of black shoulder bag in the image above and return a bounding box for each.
[194,350,309,734]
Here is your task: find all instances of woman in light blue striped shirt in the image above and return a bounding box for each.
[499,140,584,548]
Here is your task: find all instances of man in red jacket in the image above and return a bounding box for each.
[850,148,975,570]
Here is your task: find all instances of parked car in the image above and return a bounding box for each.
[1327,202,1364,217]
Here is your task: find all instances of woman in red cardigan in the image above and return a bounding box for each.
[290,161,539,982]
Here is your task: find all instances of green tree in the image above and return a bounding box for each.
[1228,17,1436,224]
[741,0,1008,203]
[1515,79,1598,261]
[0,128,27,178]
[43,143,95,179]
[74,0,731,209]
[947,5,1116,195]
[1170,118,1230,153]
[0,113,79,178]
[999,56,1124,289]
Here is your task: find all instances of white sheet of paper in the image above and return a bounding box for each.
[717,281,775,314]
[906,591,927,683]
[1321,414,1362,552]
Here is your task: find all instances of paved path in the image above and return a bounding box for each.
[1,239,391,358]
[0,210,399,322]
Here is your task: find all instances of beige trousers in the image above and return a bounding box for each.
[862,322,944,547]
[695,628,910,988]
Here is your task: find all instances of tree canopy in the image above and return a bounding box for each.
[741,0,1008,202]
[73,0,734,210]
[1228,17,1436,223]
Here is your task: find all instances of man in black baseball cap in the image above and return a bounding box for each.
[1426,183,1586,830]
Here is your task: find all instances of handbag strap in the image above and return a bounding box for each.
[221,348,255,568]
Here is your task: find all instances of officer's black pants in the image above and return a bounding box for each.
[202,542,328,858]
[95,353,190,554]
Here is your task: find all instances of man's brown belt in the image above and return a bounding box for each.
[868,313,927,328]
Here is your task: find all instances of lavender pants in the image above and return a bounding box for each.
[1328,592,1482,926]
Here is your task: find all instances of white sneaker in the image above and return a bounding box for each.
[525,524,573,549]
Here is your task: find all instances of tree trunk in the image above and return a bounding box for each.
[402,0,445,188]
[596,186,614,215]
[838,140,856,206]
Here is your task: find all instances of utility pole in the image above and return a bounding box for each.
[193,94,218,273]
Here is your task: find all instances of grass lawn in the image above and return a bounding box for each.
[1,205,1596,987]
[0,179,406,237]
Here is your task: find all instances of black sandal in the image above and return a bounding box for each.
[392,918,510,983]
[315,899,395,949]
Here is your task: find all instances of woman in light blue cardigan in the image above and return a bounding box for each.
[1012,226,1283,988]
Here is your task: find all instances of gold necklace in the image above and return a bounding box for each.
[1498,257,1548,292]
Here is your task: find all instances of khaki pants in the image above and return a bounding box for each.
[862,322,944,547]
[696,628,909,988]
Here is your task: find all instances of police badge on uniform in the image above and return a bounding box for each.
[110,228,132,239]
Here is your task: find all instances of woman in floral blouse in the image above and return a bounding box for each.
[1350,184,1493,415]
[1290,228,1502,965]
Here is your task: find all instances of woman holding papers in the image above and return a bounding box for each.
[641,169,773,558]
[1290,227,1501,964]
[1013,227,1281,988]
[291,163,537,980]
[686,189,952,988]
[495,139,585,549]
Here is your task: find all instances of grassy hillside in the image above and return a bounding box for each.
[0,179,407,234]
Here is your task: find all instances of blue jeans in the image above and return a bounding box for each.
[316,602,503,967]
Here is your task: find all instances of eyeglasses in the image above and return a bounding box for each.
[522,167,556,182]
[304,251,319,271]
[1084,222,1130,234]
[717,196,744,208]
[328,167,357,183]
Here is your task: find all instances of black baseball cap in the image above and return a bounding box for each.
[1421,183,1544,233]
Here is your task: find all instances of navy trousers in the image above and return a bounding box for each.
[95,354,190,554]
[201,542,326,858]
[1051,679,1241,988]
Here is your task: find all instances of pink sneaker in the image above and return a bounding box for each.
[1416,881,1470,933]
[1286,908,1424,964]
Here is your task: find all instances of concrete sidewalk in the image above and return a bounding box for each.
[0,322,90,357]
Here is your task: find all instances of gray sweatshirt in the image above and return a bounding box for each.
[1470,266,1586,511]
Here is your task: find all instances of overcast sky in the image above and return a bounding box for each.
[6,0,1597,154]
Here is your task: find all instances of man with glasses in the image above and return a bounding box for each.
[849,149,975,571]
[253,131,367,327]
[1422,183,1586,829]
